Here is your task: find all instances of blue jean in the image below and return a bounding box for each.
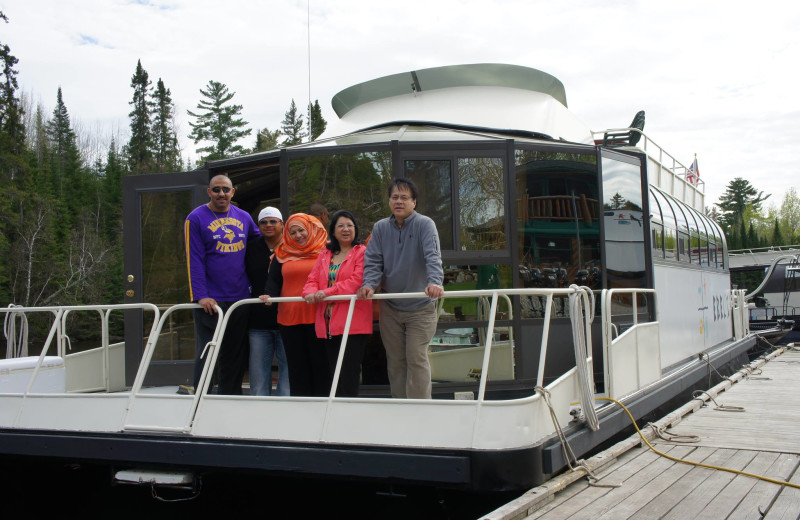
[248,328,289,396]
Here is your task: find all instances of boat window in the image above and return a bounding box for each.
[458,157,506,251]
[648,189,664,260]
[712,219,727,269]
[678,231,690,262]
[288,151,393,235]
[664,226,677,260]
[662,192,690,262]
[684,206,701,264]
[601,154,647,289]
[405,159,454,249]
[651,188,677,259]
[514,149,600,315]
[691,208,711,266]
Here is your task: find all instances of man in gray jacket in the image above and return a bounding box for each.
[357,178,444,399]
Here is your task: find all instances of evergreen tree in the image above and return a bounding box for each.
[255,127,281,152]
[715,178,770,231]
[0,10,25,303]
[771,219,783,246]
[152,78,181,172]
[0,11,25,182]
[187,80,251,161]
[280,99,306,146]
[126,60,154,173]
[308,99,327,141]
[45,88,85,218]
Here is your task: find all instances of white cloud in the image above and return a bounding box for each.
[3,0,798,204]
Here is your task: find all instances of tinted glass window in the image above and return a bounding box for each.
[515,150,600,318]
[458,157,506,251]
[288,151,393,236]
[601,156,646,289]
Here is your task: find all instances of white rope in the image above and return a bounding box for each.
[569,285,599,431]
[3,304,29,358]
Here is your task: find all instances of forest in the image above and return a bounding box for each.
[0,10,797,314]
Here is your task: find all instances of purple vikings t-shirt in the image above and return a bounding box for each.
[184,204,261,302]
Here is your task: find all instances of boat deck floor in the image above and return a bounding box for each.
[484,345,800,520]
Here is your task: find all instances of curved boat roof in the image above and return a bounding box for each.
[321,63,594,144]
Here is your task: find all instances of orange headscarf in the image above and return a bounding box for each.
[273,213,328,263]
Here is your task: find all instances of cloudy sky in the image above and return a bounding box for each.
[2,0,798,208]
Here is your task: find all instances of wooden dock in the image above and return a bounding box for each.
[483,345,800,520]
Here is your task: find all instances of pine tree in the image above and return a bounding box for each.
[45,87,87,237]
[152,78,181,172]
[0,12,25,182]
[187,80,251,161]
[255,127,281,152]
[308,99,327,141]
[715,178,770,231]
[280,99,306,146]
[771,219,783,246]
[126,60,154,173]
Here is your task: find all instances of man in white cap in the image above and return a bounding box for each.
[245,206,290,396]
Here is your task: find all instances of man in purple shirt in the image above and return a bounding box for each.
[185,175,260,394]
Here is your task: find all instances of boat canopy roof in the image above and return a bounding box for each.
[321,64,594,144]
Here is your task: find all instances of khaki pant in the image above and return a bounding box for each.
[379,301,438,399]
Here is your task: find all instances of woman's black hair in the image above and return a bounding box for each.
[326,210,363,252]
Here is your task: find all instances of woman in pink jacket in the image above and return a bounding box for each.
[303,210,372,397]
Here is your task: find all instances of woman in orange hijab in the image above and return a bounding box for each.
[261,213,329,396]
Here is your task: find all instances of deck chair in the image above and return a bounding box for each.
[602,110,645,147]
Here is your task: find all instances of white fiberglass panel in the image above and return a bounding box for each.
[608,322,661,399]
[0,396,23,427]
[192,398,329,442]
[322,86,593,144]
[654,264,733,367]
[124,394,196,432]
[655,264,704,366]
[190,396,552,451]
[14,394,129,431]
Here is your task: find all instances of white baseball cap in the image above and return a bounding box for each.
[257,206,283,222]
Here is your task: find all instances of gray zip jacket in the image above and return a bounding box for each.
[362,211,444,311]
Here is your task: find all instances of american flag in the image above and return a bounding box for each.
[688,156,699,184]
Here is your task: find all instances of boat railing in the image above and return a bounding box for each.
[592,127,704,212]
[729,245,800,257]
[732,289,749,339]
[600,289,660,399]
[0,303,160,394]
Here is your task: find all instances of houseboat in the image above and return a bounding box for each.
[729,245,800,335]
[0,64,755,493]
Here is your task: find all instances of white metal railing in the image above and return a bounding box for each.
[0,303,160,394]
[729,245,800,257]
[592,127,704,212]
[731,289,749,339]
[601,288,660,398]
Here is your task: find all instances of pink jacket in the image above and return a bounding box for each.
[302,244,373,338]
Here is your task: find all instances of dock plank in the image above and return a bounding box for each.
[696,450,780,518]
[485,347,800,520]
[726,453,799,520]
[525,445,689,520]
[763,455,800,520]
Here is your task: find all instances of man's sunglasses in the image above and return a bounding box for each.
[211,186,232,193]
[259,219,281,225]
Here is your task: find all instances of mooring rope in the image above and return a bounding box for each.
[569,285,599,431]
[3,304,29,358]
